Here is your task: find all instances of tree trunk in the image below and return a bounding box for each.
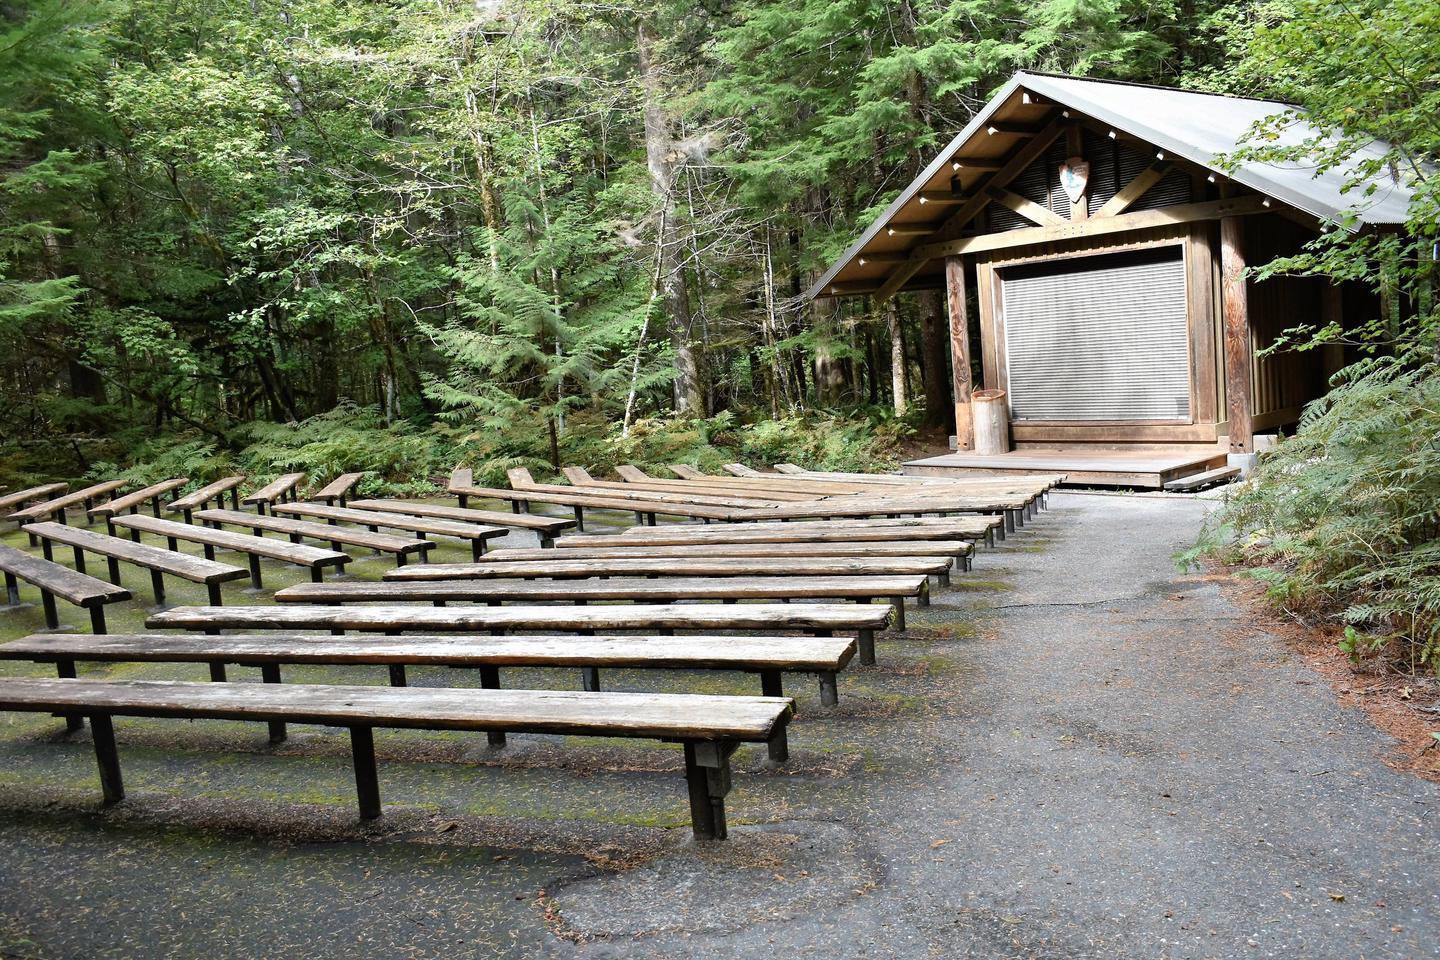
[637,20,704,416]
[917,289,951,429]
[886,300,908,416]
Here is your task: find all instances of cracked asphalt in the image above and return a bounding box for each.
[0,491,1435,959]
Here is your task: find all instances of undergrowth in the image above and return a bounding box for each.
[1181,360,1440,675]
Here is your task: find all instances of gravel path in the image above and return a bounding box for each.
[0,492,1434,959]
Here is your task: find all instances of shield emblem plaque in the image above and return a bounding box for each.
[1059,157,1090,205]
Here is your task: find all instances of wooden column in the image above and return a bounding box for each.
[1220,216,1253,454]
[945,255,974,450]
[1322,281,1346,380]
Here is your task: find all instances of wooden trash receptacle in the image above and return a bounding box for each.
[973,389,1011,456]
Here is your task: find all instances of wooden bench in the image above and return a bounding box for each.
[311,472,369,507]
[510,467,786,509]
[728,494,1034,534]
[669,464,1033,500]
[0,677,790,839]
[242,472,305,514]
[486,539,974,572]
[348,499,574,547]
[166,477,245,522]
[448,468,474,507]
[24,521,248,606]
[270,502,508,561]
[590,516,1000,549]
[384,555,955,589]
[195,509,433,566]
[147,601,894,665]
[1,630,855,731]
[110,514,349,588]
[7,480,128,526]
[0,482,68,514]
[0,543,131,634]
[88,478,189,529]
[448,477,739,527]
[274,573,928,631]
[560,466,820,503]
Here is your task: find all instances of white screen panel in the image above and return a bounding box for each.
[1001,252,1190,421]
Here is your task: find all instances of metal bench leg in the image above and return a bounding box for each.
[350,726,381,820]
[247,555,263,589]
[311,566,324,583]
[857,628,876,666]
[89,607,107,635]
[388,665,407,687]
[646,513,657,526]
[817,671,839,707]
[209,663,228,682]
[457,493,468,509]
[480,665,505,747]
[230,488,240,510]
[149,570,166,606]
[71,545,87,576]
[206,582,222,606]
[90,714,124,805]
[261,664,286,743]
[509,500,520,514]
[683,742,733,841]
[540,537,553,549]
[56,659,83,732]
[1005,510,1016,533]
[202,544,216,561]
[4,571,18,607]
[471,539,484,562]
[890,597,906,633]
[573,506,584,531]
[166,536,179,552]
[581,667,601,692]
[40,590,59,630]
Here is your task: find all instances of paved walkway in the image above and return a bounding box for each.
[0,492,1434,958]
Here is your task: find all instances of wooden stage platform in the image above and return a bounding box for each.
[903,448,1229,489]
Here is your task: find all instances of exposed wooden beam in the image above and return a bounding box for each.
[873,257,932,301]
[914,195,1268,260]
[856,253,910,265]
[985,122,1042,137]
[916,191,968,206]
[1094,161,1173,217]
[883,225,933,237]
[1220,216,1253,454]
[986,187,1066,227]
[949,159,1004,173]
[928,116,1069,244]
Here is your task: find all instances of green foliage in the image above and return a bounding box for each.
[1196,362,1440,674]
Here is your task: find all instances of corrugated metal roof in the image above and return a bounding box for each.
[804,72,1415,301]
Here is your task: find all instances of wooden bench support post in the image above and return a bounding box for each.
[919,580,931,606]
[206,582,223,606]
[470,539,484,562]
[388,665,407,687]
[246,555,263,590]
[261,664,286,743]
[857,629,876,666]
[817,671,839,707]
[573,505,584,531]
[350,725,382,820]
[40,590,59,630]
[57,659,84,732]
[889,597,906,633]
[90,714,124,805]
[105,557,122,587]
[88,607,107,635]
[759,670,788,762]
[149,570,166,606]
[479,665,506,748]
[209,663,228,683]
[581,667,601,692]
[683,742,734,841]
[457,492,468,510]
[4,571,18,607]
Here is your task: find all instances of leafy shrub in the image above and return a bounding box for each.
[1189,360,1440,674]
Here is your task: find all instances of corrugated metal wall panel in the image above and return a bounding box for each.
[1001,252,1190,421]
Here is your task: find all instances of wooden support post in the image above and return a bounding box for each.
[581,666,601,692]
[206,582,222,606]
[350,726,381,820]
[470,539,484,562]
[479,665,505,747]
[456,492,468,509]
[857,628,876,666]
[1322,281,1346,380]
[57,659,83,732]
[89,606,107,635]
[890,597,907,632]
[149,570,166,606]
[388,664,407,687]
[683,742,733,841]
[3,571,17,607]
[1221,215,1254,454]
[90,714,124,805]
[209,662,227,682]
[817,671,839,707]
[573,505,584,531]
[945,255,974,449]
[261,663,286,743]
[247,555,263,590]
[759,670,788,761]
[40,590,58,630]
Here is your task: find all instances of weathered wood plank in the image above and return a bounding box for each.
[0,544,132,608]
[146,602,893,633]
[384,556,950,581]
[168,477,246,513]
[196,509,431,557]
[0,677,791,741]
[728,494,1027,521]
[0,482,68,513]
[88,479,189,520]
[274,574,928,604]
[312,472,368,506]
[24,522,249,585]
[488,541,971,561]
[111,514,349,569]
[243,472,306,506]
[270,502,509,541]
[447,483,740,521]
[348,499,574,536]
[1,632,856,672]
[8,480,128,522]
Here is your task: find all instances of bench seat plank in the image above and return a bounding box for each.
[112,514,349,572]
[196,509,432,559]
[312,472,368,506]
[483,541,972,565]
[88,478,189,520]
[242,472,305,507]
[0,482,69,513]
[24,522,248,585]
[273,573,928,604]
[271,503,509,542]
[167,477,246,514]
[8,480,127,522]
[611,517,1000,542]
[385,556,951,582]
[348,499,574,537]
[0,544,131,608]
[448,483,740,522]
[728,495,1030,521]
[1,632,855,673]
[146,602,893,634]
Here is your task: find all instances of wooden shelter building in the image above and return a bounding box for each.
[806,74,1412,487]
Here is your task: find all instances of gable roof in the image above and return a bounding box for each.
[806,72,1415,301]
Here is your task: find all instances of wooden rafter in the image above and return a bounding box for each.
[1094,161,1173,217]
[986,187,1066,227]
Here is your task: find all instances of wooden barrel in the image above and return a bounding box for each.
[973,389,1010,456]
